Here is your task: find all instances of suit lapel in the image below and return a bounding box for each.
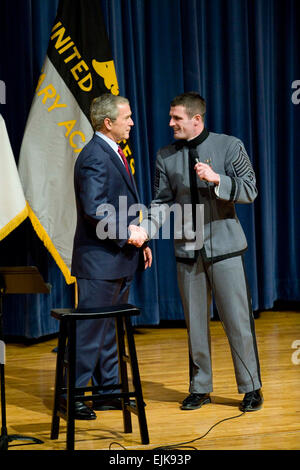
[94,134,139,201]
[110,151,140,201]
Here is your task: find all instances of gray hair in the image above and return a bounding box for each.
[170,92,206,119]
[90,94,129,131]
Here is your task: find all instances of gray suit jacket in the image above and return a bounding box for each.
[141,132,257,262]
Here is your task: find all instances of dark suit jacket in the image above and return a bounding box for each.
[71,133,140,280]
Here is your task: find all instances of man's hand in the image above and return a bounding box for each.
[194,162,220,185]
[143,246,152,270]
[127,224,148,248]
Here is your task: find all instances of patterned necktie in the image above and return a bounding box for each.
[118,145,131,179]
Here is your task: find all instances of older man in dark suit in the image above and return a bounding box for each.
[69,94,151,420]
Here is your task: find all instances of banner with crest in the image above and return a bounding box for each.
[18,0,132,284]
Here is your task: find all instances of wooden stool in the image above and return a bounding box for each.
[50,304,149,450]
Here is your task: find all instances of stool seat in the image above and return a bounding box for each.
[50,303,149,450]
[51,303,140,319]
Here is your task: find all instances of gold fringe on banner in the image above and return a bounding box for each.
[0,205,28,242]
[27,202,76,286]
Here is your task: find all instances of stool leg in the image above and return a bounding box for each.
[115,317,132,434]
[51,320,67,440]
[125,317,149,445]
[66,319,76,451]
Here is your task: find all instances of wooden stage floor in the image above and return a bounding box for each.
[1,310,300,452]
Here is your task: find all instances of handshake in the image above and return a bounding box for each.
[127,224,149,248]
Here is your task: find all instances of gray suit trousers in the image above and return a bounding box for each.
[177,255,262,394]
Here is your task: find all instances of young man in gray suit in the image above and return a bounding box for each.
[130,92,263,412]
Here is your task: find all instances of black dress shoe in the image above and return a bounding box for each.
[181,393,211,410]
[60,400,97,420]
[93,398,140,411]
[239,389,264,412]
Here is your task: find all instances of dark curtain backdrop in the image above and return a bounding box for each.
[0,0,299,337]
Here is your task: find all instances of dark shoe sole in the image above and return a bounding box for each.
[59,406,97,420]
[75,414,97,420]
[239,402,263,412]
[94,399,145,411]
[181,397,211,410]
[239,397,264,412]
[94,404,122,411]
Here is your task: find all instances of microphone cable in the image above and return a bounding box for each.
[206,182,256,396]
[151,181,255,452]
[108,167,256,452]
[193,151,256,397]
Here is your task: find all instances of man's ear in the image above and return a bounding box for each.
[103,116,112,131]
[192,113,203,125]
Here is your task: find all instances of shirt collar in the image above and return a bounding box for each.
[175,128,209,150]
[95,131,119,153]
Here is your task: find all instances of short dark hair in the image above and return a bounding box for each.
[170,92,206,119]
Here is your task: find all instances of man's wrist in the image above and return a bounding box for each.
[213,174,220,186]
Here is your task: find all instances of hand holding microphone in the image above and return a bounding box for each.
[190,149,220,186]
